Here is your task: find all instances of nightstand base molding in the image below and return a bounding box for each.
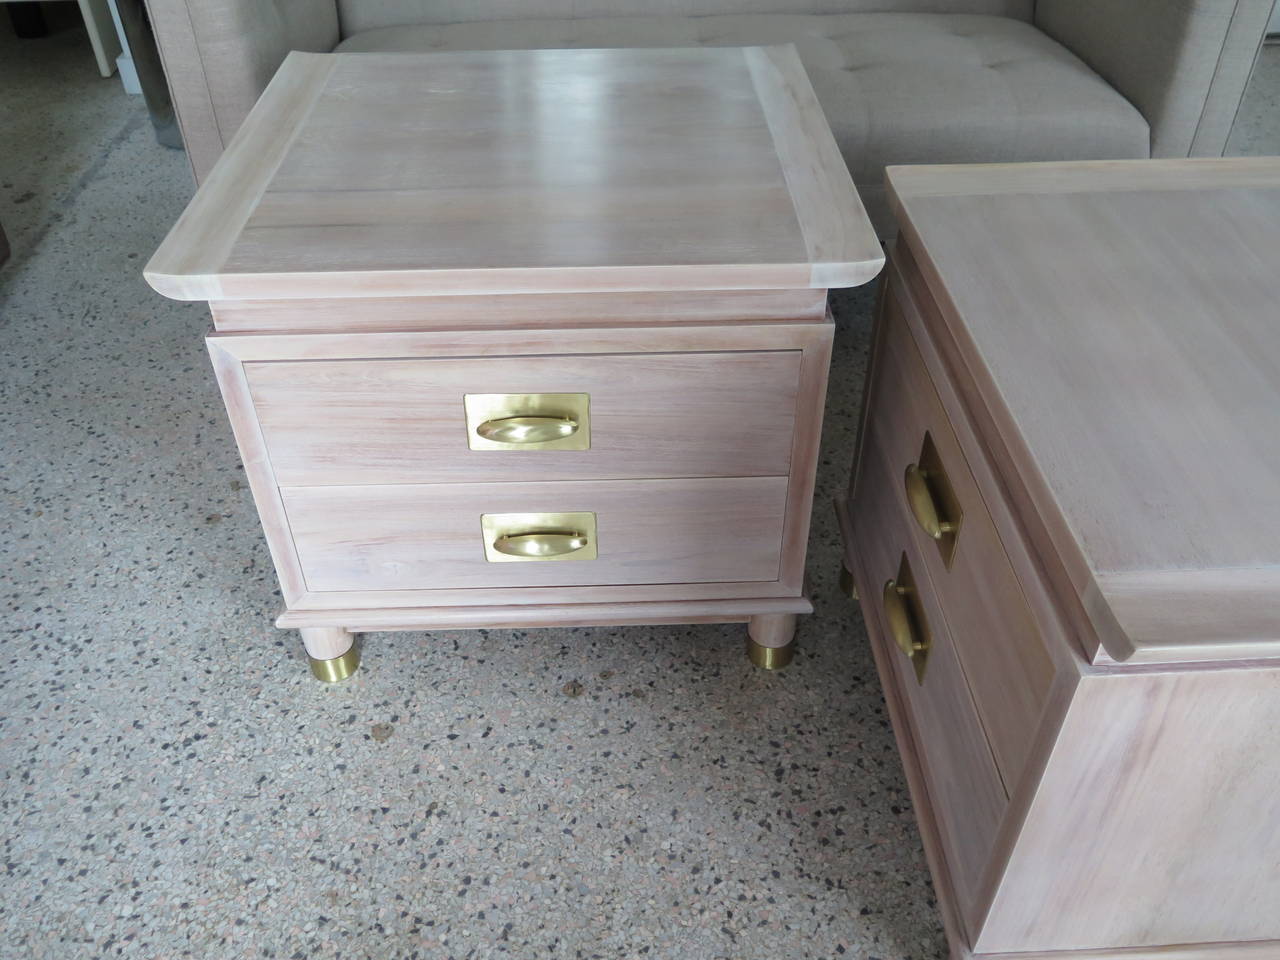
[278,597,813,635]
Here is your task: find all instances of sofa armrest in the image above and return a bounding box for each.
[1034,0,1275,157]
[144,0,340,183]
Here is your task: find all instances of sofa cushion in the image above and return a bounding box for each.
[337,13,1151,234]
[338,1,1034,35]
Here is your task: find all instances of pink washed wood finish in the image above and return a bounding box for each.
[245,350,801,485]
[867,275,1053,790]
[277,596,813,633]
[209,288,828,332]
[888,158,1280,665]
[298,626,352,660]
[145,48,881,302]
[841,160,1280,960]
[977,665,1280,953]
[207,320,832,618]
[850,417,1007,929]
[281,477,788,592]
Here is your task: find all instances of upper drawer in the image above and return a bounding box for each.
[863,264,1054,790]
[245,351,801,485]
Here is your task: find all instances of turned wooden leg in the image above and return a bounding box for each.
[300,627,359,683]
[746,613,797,670]
[839,559,858,600]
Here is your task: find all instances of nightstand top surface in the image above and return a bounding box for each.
[889,158,1280,663]
[146,47,882,301]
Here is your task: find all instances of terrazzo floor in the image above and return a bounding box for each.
[1,17,1276,960]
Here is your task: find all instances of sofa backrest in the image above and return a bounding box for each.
[337,1,1034,36]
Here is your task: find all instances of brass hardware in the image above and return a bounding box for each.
[494,531,589,558]
[308,639,360,683]
[838,562,858,601]
[476,415,579,445]
[904,432,963,568]
[465,393,590,451]
[746,638,795,670]
[481,512,598,563]
[882,553,931,683]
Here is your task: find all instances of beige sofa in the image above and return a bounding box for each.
[144,0,1275,235]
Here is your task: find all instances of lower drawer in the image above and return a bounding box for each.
[283,476,788,592]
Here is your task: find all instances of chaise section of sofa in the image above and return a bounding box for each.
[143,0,1276,236]
[334,12,1149,235]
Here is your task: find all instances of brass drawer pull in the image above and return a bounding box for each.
[481,511,598,563]
[465,393,590,451]
[476,415,579,445]
[904,432,963,568]
[904,464,955,540]
[883,553,932,683]
[494,531,589,558]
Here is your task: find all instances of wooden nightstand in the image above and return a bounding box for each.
[146,47,882,680]
[842,158,1280,959]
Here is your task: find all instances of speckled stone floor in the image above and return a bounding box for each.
[1,16,1276,959]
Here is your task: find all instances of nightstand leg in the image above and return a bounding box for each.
[301,627,360,683]
[746,614,797,670]
[839,560,858,600]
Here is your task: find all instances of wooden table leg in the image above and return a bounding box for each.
[746,613,797,670]
[300,627,359,683]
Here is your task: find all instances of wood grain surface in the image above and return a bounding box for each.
[282,476,789,592]
[977,665,1280,953]
[868,276,1054,791]
[850,420,1007,927]
[888,158,1280,664]
[210,288,828,333]
[146,47,881,301]
[245,350,801,485]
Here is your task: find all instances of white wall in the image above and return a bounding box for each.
[1271,3,1280,34]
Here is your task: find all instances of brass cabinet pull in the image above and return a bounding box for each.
[481,511,598,563]
[904,464,955,540]
[465,393,590,451]
[904,432,963,568]
[882,553,932,683]
[493,530,589,558]
[476,415,579,445]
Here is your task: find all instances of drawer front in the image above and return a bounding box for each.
[282,476,788,592]
[247,351,801,485]
[866,270,1053,787]
[852,422,1007,921]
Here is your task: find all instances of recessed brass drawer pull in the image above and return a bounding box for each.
[464,393,590,451]
[904,464,954,540]
[904,432,963,568]
[493,530,589,558]
[476,415,579,445]
[481,511,599,563]
[883,553,932,683]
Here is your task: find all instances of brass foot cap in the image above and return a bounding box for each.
[309,640,360,683]
[839,563,858,601]
[747,638,795,671]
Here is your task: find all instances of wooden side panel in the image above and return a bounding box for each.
[206,341,308,605]
[282,477,789,592]
[978,666,1280,953]
[245,351,801,485]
